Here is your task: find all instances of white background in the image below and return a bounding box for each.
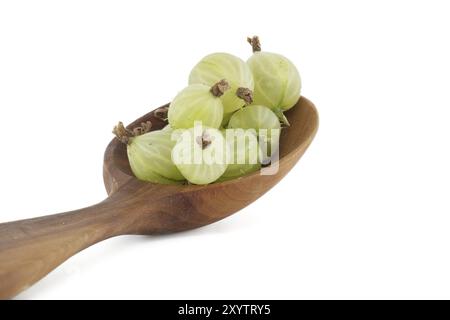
[1,0,450,299]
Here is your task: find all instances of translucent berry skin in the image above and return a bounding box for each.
[247,52,301,112]
[168,84,224,129]
[219,129,261,181]
[228,105,281,160]
[189,53,254,114]
[221,112,233,128]
[127,130,185,184]
[172,127,229,185]
[228,105,281,134]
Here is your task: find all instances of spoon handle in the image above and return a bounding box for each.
[0,197,130,299]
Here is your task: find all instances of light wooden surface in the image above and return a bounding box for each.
[0,97,318,299]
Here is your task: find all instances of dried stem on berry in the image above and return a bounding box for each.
[131,121,152,136]
[247,36,261,53]
[210,79,230,97]
[113,121,152,144]
[196,131,212,150]
[236,87,254,105]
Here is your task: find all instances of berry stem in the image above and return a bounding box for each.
[247,36,261,53]
[236,87,254,105]
[210,79,230,97]
[273,108,290,127]
[113,121,152,144]
[196,131,212,149]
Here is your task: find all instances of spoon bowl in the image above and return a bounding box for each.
[0,96,318,298]
[103,96,318,233]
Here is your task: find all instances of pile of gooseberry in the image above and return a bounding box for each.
[113,36,302,185]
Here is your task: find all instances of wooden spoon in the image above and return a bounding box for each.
[0,96,318,299]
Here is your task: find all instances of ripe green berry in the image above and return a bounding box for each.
[113,122,184,184]
[189,53,254,113]
[172,126,229,185]
[246,36,301,124]
[168,80,230,129]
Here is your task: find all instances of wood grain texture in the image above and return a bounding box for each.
[0,96,318,299]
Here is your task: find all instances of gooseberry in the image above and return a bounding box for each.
[228,105,280,135]
[172,126,229,185]
[168,80,229,129]
[113,122,185,184]
[189,53,254,113]
[228,105,281,161]
[219,129,261,181]
[246,36,301,124]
